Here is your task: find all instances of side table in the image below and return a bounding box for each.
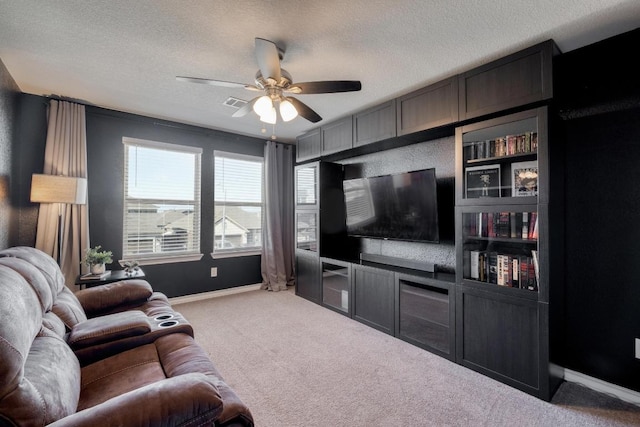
[76,269,146,289]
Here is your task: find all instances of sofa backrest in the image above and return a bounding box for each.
[0,264,81,426]
[0,246,87,329]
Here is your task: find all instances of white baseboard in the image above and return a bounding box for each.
[563,367,640,406]
[169,283,262,305]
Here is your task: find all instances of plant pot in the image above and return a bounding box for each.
[90,263,106,275]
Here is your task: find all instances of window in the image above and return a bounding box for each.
[123,137,202,264]
[214,151,263,256]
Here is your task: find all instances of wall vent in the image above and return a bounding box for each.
[223,97,248,109]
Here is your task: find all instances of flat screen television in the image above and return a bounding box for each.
[342,168,439,243]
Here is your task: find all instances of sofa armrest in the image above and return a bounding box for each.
[67,311,151,350]
[75,280,153,317]
[47,373,224,427]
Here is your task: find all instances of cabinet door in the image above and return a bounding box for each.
[352,265,394,334]
[353,100,396,147]
[295,163,319,208]
[321,116,353,155]
[456,107,547,205]
[458,40,556,121]
[295,250,321,303]
[396,274,455,360]
[456,286,549,397]
[396,76,458,136]
[296,127,322,162]
[321,258,352,315]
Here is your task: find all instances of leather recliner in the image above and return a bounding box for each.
[0,247,254,426]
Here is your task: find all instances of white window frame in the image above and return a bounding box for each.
[122,137,203,265]
[213,150,264,259]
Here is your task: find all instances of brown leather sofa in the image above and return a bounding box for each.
[0,246,254,426]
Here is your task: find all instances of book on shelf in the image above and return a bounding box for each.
[464,131,538,161]
[466,250,538,291]
[80,270,111,281]
[531,250,540,287]
[467,211,537,241]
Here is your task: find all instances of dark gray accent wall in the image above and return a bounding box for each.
[13,94,47,247]
[85,107,265,298]
[338,135,456,272]
[554,28,640,392]
[0,58,20,250]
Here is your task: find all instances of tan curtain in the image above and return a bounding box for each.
[35,99,89,288]
[260,141,294,291]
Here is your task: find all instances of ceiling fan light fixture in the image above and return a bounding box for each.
[279,99,298,122]
[253,95,273,117]
[259,106,277,124]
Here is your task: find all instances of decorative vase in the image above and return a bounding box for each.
[91,263,106,275]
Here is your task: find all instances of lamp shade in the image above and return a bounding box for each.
[260,107,277,124]
[253,95,273,117]
[30,174,87,205]
[279,99,298,122]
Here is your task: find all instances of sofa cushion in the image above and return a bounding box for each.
[0,257,53,312]
[0,265,81,426]
[0,246,66,295]
[0,266,43,398]
[52,286,88,329]
[78,342,166,411]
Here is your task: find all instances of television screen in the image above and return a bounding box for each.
[342,168,439,243]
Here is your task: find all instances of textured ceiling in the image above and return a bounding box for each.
[1,1,639,143]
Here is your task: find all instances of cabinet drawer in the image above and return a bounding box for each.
[398,280,452,357]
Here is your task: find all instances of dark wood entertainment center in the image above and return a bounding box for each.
[294,39,563,400]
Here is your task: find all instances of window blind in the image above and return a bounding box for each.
[214,151,263,255]
[123,137,202,261]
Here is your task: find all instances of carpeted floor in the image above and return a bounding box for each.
[174,288,640,427]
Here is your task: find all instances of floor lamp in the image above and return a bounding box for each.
[30,174,87,265]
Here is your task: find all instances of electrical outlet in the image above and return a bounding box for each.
[210,267,218,277]
[635,338,640,359]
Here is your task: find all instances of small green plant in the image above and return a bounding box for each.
[83,245,113,267]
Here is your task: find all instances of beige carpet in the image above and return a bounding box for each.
[174,288,640,427]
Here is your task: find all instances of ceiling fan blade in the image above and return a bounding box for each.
[232,97,259,118]
[255,38,281,83]
[287,80,362,94]
[176,76,260,91]
[288,97,322,123]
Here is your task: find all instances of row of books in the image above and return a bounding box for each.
[466,211,538,240]
[465,250,539,291]
[464,131,538,161]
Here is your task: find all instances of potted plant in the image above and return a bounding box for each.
[83,246,113,274]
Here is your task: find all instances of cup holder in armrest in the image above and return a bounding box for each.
[153,314,174,321]
[158,319,179,328]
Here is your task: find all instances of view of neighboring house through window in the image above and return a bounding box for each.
[123,137,202,263]
[214,151,263,256]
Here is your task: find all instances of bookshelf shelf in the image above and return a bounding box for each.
[464,146,537,165]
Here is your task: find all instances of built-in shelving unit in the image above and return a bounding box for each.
[294,39,562,401]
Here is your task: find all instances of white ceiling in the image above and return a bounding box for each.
[1,1,639,143]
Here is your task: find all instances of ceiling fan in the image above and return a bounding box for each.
[176,38,362,124]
